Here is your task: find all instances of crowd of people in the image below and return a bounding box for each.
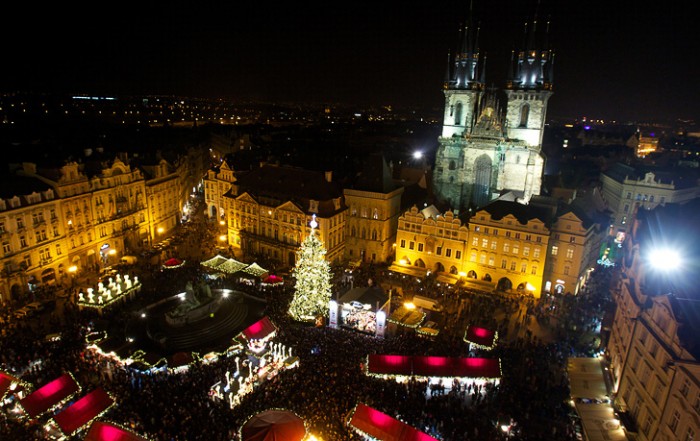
[0,193,615,440]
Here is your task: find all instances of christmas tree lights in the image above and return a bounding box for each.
[288,215,332,321]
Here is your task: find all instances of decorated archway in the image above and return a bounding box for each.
[449,266,458,275]
[483,273,492,282]
[467,270,477,279]
[434,262,445,273]
[414,259,426,268]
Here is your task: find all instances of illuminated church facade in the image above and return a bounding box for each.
[433,14,554,212]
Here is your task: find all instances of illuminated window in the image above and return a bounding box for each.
[523,246,530,256]
[503,243,510,253]
[510,261,516,271]
[491,240,497,250]
[472,236,479,246]
[501,259,507,268]
[482,238,489,248]
[480,254,486,264]
[531,265,537,275]
[551,246,558,256]
[566,248,574,259]
[488,256,494,266]
[471,252,477,262]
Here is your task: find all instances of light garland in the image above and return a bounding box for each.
[463,327,499,351]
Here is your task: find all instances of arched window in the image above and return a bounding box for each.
[454,102,463,126]
[351,227,356,237]
[450,266,458,275]
[449,160,456,171]
[361,228,366,239]
[519,104,529,127]
[371,230,378,241]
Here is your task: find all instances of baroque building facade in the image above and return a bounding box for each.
[391,196,601,298]
[433,17,552,212]
[0,149,204,304]
[344,154,404,265]
[224,164,347,267]
[607,199,700,441]
[600,162,700,239]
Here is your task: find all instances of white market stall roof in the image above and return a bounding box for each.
[218,258,249,274]
[241,262,268,277]
[201,255,229,269]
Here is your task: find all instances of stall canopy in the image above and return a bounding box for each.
[367,355,501,379]
[240,262,268,278]
[85,421,150,441]
[201,254,229,269]
[464,325,497,348]
[218,258,248,274]
[162,257,185,269]
[367,355,412,376]
[0,370,23,399]
[241,409,305,441]
[349,403,438,441]
[19,373,80,418]
[262,275,284,285]
[53,388,115,436]
[242,316,277,340]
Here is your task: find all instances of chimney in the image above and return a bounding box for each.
[325,171,333,182]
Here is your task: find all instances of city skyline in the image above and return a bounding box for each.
[3,1,697,123]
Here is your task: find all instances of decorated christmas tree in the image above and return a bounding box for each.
[289,215,332,321]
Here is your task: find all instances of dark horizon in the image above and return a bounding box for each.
[3,2,698,123]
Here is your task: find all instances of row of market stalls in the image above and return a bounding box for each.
[0,370,149,440]
[200,255,282,286]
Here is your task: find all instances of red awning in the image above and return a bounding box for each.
[412,356,454,377]
[163,258,184,267]
[465,325,497,347]
[19,373,80,418]
[367,355,413,376]
[452,357,501,378]
[242,316,277,340]
[53,388,114,436]
[85,421,150,441]
[364,355,501,379]
[349,403,438,441]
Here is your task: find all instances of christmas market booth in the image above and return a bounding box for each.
[84,421,151,441]
[236,262,269,286]
[336,286,389,335]
[387,302,426,335]
[463,325,499,350]
[17,373,81,419]
[240,409,307,441]
[365,354,502,381]
[348,403,438,441]
[162,257,186,270]
[0,370,27,401]
[48,388,115,438]
[261,274,284,287]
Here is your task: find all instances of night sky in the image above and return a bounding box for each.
[3,1,698,122]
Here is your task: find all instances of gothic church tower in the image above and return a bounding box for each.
[433,8,553,213]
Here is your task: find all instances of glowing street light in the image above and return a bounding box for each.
[412,151,423,160]
[652,248,681,271]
